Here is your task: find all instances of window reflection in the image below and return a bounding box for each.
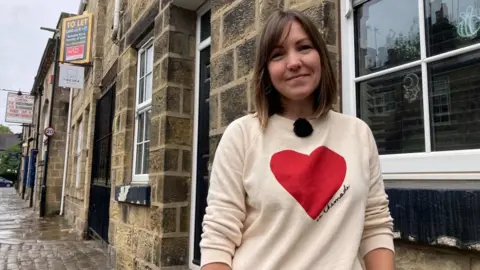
[426,0,480,56]
[357,67,425,154]
[355,0,420,76]
[429,50,480,151]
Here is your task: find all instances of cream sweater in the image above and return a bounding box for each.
[200,111,394,270]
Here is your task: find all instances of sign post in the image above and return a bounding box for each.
[5,93,35,124]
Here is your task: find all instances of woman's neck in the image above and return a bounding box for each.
[280,98,314,120]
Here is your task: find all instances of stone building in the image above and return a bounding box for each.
[19,0,480,269]
[18,13,74,215]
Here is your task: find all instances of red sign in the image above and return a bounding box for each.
[66,45,85,61]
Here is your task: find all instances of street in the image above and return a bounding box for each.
[0,188,113,270]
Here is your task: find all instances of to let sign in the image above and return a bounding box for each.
[60,13,93,64]
[5,93,34,124]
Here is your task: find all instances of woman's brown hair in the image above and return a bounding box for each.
[254,9,338,128]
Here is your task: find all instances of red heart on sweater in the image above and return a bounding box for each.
[270,146,347,220]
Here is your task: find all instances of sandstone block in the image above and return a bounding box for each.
[154,31,169,63]
[133,228,154,262]
[155,237,188,267]
[220,83,248,126]
[211,50,234,89]
[211,17,221,54]
[236,36,257,79]
[182,88,193,115]
[165,148,179,172]
[154,13,164,37]
[115,223,133,250]
[156,175,189,203]
[164,116,192,146]
[167,6,196,35]
[209,94,219,131]
[181,150,191,173]
[180,206,189,232]
[260,0,284,25]
[167,57,194,86]
[222,0,255,47]
[162,206,177,233]
[212,0,235,16]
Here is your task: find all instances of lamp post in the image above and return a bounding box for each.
[39,26,60,218]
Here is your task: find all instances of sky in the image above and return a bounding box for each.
[0,1,80,133]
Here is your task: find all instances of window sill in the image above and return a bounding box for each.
[114,184,151,206]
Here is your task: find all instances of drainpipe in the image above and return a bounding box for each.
[59,87,73,216]
[112,0,121,41]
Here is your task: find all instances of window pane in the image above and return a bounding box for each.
[357,67,425,154]
[145,73,153,101]
[143,142,150,174]
[426,0,480,56]
[428,50,480,151]
[147,46,154,73]
[145,110,151,141]
[200,10,211,41]
[139,77,145,104]
[135,144,143,175]
[137,112,144,143]
[354,0,420,76]
[140,51,146,77]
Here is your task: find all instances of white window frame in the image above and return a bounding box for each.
[75,119,83,188]
[341,0,480,178]
[189,2,211,269]
[132,40,154,184]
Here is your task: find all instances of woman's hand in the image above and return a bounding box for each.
[202,263,231,270]
[364,248,395,270]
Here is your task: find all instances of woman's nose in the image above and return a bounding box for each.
[286,54,301,70]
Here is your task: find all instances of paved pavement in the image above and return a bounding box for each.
[0,188,113,270]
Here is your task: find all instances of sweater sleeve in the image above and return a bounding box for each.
[359,126,395,258]
[200,120,247,268]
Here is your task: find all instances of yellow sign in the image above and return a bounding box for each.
[59,13,93,64]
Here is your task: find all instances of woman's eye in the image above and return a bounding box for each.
[299,45,312,51]
[270,52,284,60]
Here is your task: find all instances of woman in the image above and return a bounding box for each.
[200,9,395,270]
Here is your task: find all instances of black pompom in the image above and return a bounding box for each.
[293,118,313,137]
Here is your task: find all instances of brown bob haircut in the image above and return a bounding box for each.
[254,9,338,128]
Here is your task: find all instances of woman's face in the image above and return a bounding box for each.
[267,20,321,103]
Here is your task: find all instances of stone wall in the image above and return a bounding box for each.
[109,0,196,268]
[394,241,480,270]
[64,0,110,236]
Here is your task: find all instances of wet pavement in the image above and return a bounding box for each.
[0,188,113,270]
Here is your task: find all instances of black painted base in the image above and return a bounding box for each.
[386,188,480,251]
